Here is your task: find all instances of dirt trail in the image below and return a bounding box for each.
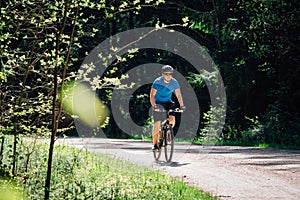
[57,138,300,200]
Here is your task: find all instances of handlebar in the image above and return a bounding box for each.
[153,108,184,113]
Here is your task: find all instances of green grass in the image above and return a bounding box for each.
[0,137,216,200]
[212,140,300,150]
[256,142,300,150]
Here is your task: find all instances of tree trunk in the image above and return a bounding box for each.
[0,136,4,165]
[44,2,79,198]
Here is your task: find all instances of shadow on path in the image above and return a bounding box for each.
[155,161,190,167]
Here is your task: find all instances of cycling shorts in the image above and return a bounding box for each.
[152,101,176,122]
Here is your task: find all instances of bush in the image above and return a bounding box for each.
[262,103,300,147]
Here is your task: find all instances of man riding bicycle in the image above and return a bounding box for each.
[150,65,185,151]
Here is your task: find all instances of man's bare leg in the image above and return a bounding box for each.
[152,120,161,145]
[169,115,175,127]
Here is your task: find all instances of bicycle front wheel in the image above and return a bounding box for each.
[164,127,174,162]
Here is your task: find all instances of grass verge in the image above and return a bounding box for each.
[212,140,300,150]
[0,136,216,200]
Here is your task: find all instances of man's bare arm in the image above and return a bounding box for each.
[174,88,184,107]
[150,88,157,107]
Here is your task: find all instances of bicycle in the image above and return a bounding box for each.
[153,108,184,162]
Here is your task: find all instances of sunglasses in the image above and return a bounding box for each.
[163,73,173,76]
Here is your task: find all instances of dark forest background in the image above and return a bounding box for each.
[1,0,299,147]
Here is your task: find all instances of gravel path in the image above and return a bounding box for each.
[57,138,300,200]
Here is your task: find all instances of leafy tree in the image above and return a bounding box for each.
[1,0,167,198]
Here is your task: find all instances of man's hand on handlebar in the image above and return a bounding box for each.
[152,104,160,112]
[152,105,186,112]
[180,106,186,111]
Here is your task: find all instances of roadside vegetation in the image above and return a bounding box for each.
[0,136,216,200]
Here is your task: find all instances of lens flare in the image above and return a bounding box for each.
[0,179,27,200]
[62,82,108,128]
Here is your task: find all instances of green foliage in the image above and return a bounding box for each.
[0,137,215,199]
[197,106,225,144]
[261,103,300,146]
[187,73,206,89]
[222,107,300,147]
[240,116,264,144]
[0,0,168,136]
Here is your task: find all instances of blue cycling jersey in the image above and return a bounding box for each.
[152,76,180,103]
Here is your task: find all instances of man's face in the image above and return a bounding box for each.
[163,72,173,82]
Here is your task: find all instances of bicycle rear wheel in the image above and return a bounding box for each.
[164,127,174,162]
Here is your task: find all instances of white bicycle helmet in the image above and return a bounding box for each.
[161,65,174,73]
